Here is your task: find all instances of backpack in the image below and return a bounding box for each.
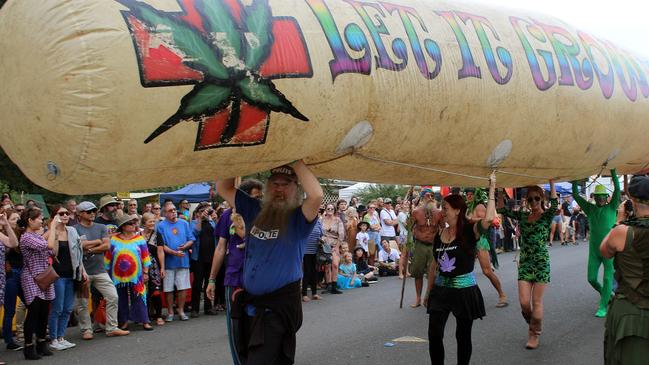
[315,238,333,265]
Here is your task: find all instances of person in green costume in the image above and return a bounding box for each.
[571,169,620,318]
[465,188,507,307]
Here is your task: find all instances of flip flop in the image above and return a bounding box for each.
[496,299,509,308]
[302,296,311,303]
[410,303,422,308]
[312,295,321,300]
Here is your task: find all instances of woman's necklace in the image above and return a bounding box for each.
[437,226,454,263]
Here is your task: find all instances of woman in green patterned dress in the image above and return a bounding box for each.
[497,180,557,350]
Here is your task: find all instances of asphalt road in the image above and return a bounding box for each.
[2,241,605,364]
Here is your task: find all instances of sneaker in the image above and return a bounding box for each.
[60,339,76,349]
[49,339,67,351]
[179,313,189,321]
[6,342,23,351]
[165,314,175,322]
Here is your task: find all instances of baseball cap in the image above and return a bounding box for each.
[77,201,97,212]
[269,165,297,181]
[384,198,393,204]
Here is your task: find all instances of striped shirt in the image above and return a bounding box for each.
[305,219,323,255]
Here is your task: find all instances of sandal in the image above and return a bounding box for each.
[312,295,321,300]
[410,303,422,308]
[143,323,154,331]
[302,296,311,303]
[156,318,165,326]
[496,297,509,308]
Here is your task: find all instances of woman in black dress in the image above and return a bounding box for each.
[424,173,496,365]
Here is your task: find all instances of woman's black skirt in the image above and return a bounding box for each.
[426,285,486,320]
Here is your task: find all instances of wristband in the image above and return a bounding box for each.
[208,278,216,284]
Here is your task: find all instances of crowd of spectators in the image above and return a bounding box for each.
[0,192,230,361]
[0,182,626,362]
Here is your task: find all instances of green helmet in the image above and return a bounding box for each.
[593,185,608,195]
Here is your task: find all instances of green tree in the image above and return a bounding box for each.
[355,184,409,205]
[0,146,187,207]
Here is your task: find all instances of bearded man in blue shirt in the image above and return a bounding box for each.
[216,160,323,365]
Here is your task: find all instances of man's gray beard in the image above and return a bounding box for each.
[252,193,302,232]
[423,201,435,218]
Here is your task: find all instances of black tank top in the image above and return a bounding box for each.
[433,223,478,277]
[53,240,74,278]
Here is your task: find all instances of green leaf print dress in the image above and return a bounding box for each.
[498,199,558,283]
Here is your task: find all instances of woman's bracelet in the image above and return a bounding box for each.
[208,278,216,284]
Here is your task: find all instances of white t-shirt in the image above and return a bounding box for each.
[397,211,408,237]
[379,248,400,262]
[380,209,397,237]
[356,231,369,252]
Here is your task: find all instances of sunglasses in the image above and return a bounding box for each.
[57,211,70,217]
[128,204,137,206]
[124,221,138,226]
[83,209,97,214]
[325,208,334,211]
[527,196,542,203]
[152,207,161,210]
[166,209,177,213]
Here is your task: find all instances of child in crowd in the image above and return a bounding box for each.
[337,252,364,289]
[340,242,350,256]
[356,221,370,252]
[353,247,377,283]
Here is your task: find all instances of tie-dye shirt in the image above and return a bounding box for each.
[105,234,151,299]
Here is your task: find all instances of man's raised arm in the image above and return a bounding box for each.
[293,160,323,222]
[216,178,237,208]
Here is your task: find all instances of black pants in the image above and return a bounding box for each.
[503,225,514,251]
[302,254,318,296]
[191,260,215,313]
[428,310,474,365]
[148,294,163,319]
[25,297,50,344]
[244,312,289,365]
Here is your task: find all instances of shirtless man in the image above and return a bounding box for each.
[409,188,442,308]
[466,188,508,307]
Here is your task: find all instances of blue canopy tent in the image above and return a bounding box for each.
[160,183,212,203]
[542,182,578,196]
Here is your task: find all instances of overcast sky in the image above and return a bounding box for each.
[479,0,649,59]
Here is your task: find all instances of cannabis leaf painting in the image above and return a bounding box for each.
[439,251,456,273]
[118,0,313,150]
